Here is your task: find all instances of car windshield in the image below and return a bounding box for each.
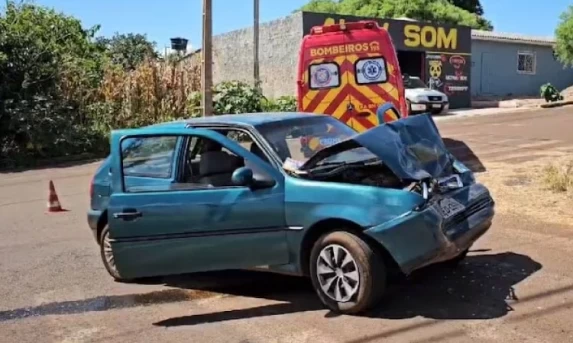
[404,77,427,89]
[257,115,376,166]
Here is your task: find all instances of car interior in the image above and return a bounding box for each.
[182,131,276,188]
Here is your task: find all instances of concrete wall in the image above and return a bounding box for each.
[471,40,573,97]
[208,12,302,98]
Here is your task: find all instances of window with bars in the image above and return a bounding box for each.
[517,51,536,74]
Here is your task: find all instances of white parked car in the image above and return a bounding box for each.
[404,76,449,115]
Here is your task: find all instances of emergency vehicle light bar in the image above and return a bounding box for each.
[310,20,380,35]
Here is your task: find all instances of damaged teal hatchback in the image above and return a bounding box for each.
[87,107,494,314]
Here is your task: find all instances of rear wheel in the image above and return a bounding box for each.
[309,231,386,314]
[99,225,131,282]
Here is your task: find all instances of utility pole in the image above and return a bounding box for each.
[201,0,213,116]
[253,0,260,89]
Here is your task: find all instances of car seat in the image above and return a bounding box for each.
[197,140,244,187]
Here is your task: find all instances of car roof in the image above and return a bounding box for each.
[147,112,327,130]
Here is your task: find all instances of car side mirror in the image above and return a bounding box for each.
[232,167,254,187]
[232,166,276,190]
[402,73,410,82]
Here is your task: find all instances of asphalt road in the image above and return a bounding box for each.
[1,107,573,343]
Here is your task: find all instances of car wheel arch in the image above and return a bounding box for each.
[299,218,401,277]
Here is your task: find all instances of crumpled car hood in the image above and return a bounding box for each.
[300,114,454,181]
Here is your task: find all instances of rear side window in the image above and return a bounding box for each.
[121,136,178,178]
[355,57,387,85]
[309,62,340,90]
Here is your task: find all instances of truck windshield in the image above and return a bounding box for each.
[257,116,375,164]
[404,77,427,89]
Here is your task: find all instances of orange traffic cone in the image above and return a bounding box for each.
[47,180,64,212]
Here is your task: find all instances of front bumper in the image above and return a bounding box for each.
[364,183,494,275]
[410,101,449,114]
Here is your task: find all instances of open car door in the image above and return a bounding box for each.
[106,127,289,280]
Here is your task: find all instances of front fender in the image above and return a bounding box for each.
[297,204,398,229]
[285,178,424,229]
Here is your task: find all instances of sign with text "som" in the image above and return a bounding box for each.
[302,12,472,54]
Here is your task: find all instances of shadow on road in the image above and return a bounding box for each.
[443,137,487,173]
[0,252,547,326]
[153,251,542,327]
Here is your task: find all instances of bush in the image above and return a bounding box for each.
[262,96,298,112]
[540,83,564,103]
[542,160,573,193]
[1,97,107,167]
[213,81,264,114]
[188,81,271,117]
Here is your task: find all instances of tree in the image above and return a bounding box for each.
[0,1,106,163]
[300,0,493,30]
[555,5,573,67]
[447,0,483,15]
[0,1,104,99]
[96,33,158,71]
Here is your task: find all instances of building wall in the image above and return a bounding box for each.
[208,12,302,98]
[471,40,573,97]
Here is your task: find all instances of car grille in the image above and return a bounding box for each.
[428,96,442,102]
[443,195,494,234]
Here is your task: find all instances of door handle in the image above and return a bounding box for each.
[113,209,142,221]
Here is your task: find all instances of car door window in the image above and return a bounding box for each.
[121,136,178,179]
[122,132,279,193]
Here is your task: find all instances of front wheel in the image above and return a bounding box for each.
[309,231,386,314]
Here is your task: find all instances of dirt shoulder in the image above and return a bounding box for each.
[476,155,573,228]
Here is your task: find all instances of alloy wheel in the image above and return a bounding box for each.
[102,233,117,273]
[316,244,360,303]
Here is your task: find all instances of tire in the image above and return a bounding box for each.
[309,230,386,314]
[441,248,469,268]
[99,225,131,282]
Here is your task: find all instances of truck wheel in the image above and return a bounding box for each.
[309,231,386,314]
[99,225,131,282]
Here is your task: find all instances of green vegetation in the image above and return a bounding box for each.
[95,33,158,71]
[555,5,573,67]
[540,83,564,103]
[0,1,295,168]
[300,0,493,30]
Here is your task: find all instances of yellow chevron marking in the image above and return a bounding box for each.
[385,109,399,121]
[380,83,399,101]
[330,94,349,119]
[349,118,368,132]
